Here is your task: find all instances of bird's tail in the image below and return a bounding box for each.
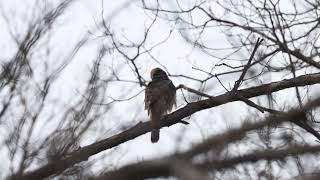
[150,107,161,143]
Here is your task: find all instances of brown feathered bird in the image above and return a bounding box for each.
[145,68,176,143]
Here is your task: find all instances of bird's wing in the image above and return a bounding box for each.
[145,79,176,115]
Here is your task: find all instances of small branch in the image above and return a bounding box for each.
[215,74,230,92]
[176,84,213,99]
[178,120,190,125]
[180,88,189,103]
[233,38,264,91]
[237,94,281,114]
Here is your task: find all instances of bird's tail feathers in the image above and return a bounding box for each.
[151,108,161,143]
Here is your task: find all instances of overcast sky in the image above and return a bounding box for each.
[0,0,319,177]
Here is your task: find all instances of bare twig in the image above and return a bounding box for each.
[176,84,213,99]
[233,38,264,91]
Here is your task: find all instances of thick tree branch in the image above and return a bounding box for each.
[18,72,320,180]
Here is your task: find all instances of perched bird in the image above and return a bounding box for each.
[145,68,176,143]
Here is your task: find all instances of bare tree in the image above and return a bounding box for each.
[1,0,320,179]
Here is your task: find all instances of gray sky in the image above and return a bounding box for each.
[0,0,319,177]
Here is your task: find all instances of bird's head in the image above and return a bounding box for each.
[150,68,168,80]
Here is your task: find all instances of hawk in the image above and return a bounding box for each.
[145,68,176,143]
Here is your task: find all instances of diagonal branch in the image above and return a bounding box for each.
[233,38,264,91]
